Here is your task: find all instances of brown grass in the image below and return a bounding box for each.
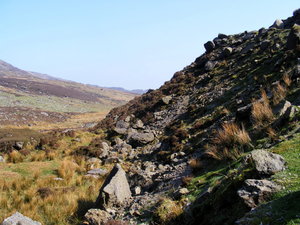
[7,151,24,163]
[0,159,104,225]
[205,122,251,160]
[283,73,292,87]
[252,91,274,127]
[188,158,203,171]
[273,83,287,105]
[57,159,79,180]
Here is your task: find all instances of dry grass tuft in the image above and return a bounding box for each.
[205,122,251,160]
[273,83,287,105]
[188,158,203,171]
[57,159,78,180]
[283,73,292,87]
[155,198,183,224]
[252,90,274,127]
[7,151,24,163]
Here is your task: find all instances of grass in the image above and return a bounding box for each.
[0,158,104,225]
[251,92,274,128]
[205,122,251,160]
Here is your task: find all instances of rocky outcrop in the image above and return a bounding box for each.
[84,209,111,225]
[247,149,286,175]
[1,212,41,225]
[237,179,281,208]
[96,164,131,208]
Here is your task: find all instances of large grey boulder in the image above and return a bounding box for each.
[96,164,131,208]
[237,179,281,208]
[84,209,111,225]
[1,212,41,225]
[129,132,155,145]
[247,149,286,175]
[113,120,130,135]
[287,24,300,50]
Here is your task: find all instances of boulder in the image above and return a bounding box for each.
[247,149,286,175]
[87,157,102,169]
[287,24,300,50]
[84,209,111,225]
[273,100,295,119]
[14,141,24,150]
[222,47,233,57]
[204,41,215,53]
[0,155,5,163]
[133,119,144,129]
[113,120,130,135]
[161,96,172,105]
[218,33,228,39]
[96,164,131,208]
[98,142,109,159]
[87,168,108,176]
[129,132,155,145]
[204,61,217,71]
[260,40,271,50]
[271,19,284,29]
[1,212,41,225]
[241,42,255,54]
[237,179,281,208]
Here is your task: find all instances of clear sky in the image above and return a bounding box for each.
[0,1,299,90]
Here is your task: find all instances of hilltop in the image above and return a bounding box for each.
[1,8,300,225]
[0,60,137,129]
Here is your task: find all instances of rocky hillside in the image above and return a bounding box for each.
[0,60,137,128]
[83,9,300,224]
[1,9,300,225]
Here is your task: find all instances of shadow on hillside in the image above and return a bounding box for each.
[71,198,95,225]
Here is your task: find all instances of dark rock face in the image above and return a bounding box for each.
[1,212,41,225]
[287,24,300,50]
[204,41,215,53]
[96,164,132,208]
[237,179,281,208]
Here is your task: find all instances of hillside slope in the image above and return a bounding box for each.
[0,60,137,128]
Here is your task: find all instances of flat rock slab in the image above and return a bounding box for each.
[87,168,108,176]
[1,212,41,225]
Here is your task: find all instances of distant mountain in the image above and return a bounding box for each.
[0,59,138,128]
[108,87,148,94]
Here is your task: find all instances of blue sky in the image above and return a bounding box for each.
[0,1,299,89]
